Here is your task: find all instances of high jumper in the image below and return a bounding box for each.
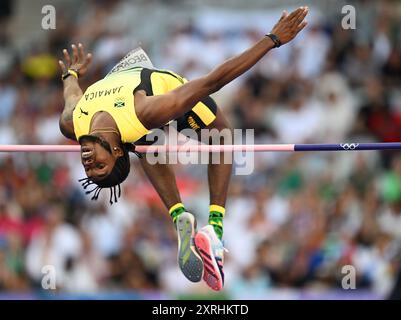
[57,6,309,291]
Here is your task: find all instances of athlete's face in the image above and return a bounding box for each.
[79,135,117,181]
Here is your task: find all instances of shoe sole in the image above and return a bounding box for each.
[194,231,224,291]
[176,213,204,282]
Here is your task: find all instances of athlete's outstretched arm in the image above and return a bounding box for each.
[59,43,92,140]
[136,6,308,129]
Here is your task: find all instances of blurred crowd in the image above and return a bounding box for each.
[1,0,401,299]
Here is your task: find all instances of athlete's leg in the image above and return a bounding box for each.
[174,94,231,240]
[194,105,232,292]
[138,153,204,282]
[205,108,233,214]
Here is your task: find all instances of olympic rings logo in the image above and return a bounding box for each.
[340,143,359,150]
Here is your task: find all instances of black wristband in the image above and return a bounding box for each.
[61,69,79,81]
[265,33,282,48]
[61,72,72,81]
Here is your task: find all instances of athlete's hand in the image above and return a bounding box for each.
[270,6,308,46]
[59,43,92,78]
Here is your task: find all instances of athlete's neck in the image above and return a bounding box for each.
[89,111,121,144]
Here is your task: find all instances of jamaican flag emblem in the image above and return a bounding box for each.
[114,97,125,108]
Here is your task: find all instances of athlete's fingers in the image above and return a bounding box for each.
[296,21,308,34]
[71,44,79,64]
[63,49,71,66]
[290,7,308,30]
[287,7,303,22]
[58,60,67,73]
[83,53,92,67]
[297,8,309,25]
[290,7,306,24]
[78,43,85,62]
[279,10,288,22]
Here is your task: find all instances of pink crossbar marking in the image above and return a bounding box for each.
[0,144,295,153]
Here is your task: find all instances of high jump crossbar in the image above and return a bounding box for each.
[0,143,401,153]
